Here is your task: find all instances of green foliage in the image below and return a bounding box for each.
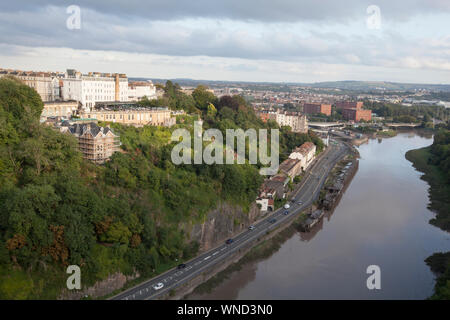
[0,267,34,300]
[425,252,450,300]
[406,128,450,300]
[430,129,450,184]
[192,85,218,111]
[138,80,198,113]
[365,101,449,123]
[0,78,325,299]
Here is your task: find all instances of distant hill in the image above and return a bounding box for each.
[308,81,450,92]
[129,78,450,92]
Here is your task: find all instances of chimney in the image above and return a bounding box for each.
[115,73,120,101]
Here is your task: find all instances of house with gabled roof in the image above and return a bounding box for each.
[61,122,120,164]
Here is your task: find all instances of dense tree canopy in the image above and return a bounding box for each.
[0,78,323,299]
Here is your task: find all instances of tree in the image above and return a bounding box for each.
[192,85,217,111]
[101,222,132,245]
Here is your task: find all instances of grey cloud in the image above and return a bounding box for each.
[0,5,448,69]
[0,0,449,23]
[0,1,449,76]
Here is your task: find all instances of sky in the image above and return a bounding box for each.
[0,0,449,84]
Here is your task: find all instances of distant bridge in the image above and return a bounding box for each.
[329,131,353,140]
[308,122,345,129]
[385,123,421,128]
[310,128,329,134]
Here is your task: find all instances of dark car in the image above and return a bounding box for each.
[269,218,277,224]
[177,263,187,269]
[225,239,234,244]
[284,211,289,215]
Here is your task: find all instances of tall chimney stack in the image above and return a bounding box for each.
[114,73,120,101]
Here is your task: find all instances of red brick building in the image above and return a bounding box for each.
[335,101,363,110]
[303,103,332,116]
[257,111,276,123]
[342,108,372,122]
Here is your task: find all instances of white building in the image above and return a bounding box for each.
[61,69,129,111]
[41,101,79,121]
[289,142,316,171]
[128,81,157,101]
[0,69,62,102]
[276,111,308,134]
[256,198,274,212]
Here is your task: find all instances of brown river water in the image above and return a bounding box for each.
[189,131,450,300]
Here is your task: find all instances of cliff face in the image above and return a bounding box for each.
[60,202,261,299]
[188,202,262,252]
[59,272,139,300]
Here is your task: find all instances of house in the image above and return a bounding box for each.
[61,122,120,164]
[41,100,79,122]
[256,198,274,212]
[289,142,316,171]
[80,105,175,127]
[279,158,302,179]
[255,173,289,212]
[303,103,332,116]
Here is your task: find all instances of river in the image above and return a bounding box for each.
[189,131,450,300]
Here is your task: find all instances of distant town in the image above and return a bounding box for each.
[1,67,449,167]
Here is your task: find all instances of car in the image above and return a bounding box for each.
[225,239,234,244]
[152,282,164,290]
[297,201,303,205]
[284,211,289,215]
[269,218,277,223]
[284,204,290,209]
[177,263,187,269]
[248,225,255,230]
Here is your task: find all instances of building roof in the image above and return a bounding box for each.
[271,173,289,183]
[293,142,315,156]
[68,122,117,138]
[279,158,300,173]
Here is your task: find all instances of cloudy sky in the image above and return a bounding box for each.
[1,0,449,83]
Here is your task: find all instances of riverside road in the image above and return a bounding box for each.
[111,140,350,300]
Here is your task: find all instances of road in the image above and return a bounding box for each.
[111,140,349,300]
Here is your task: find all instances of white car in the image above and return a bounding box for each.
[152,282,164,290]
[284,204,290,209]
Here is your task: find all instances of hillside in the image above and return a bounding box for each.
[0,78,323,299]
